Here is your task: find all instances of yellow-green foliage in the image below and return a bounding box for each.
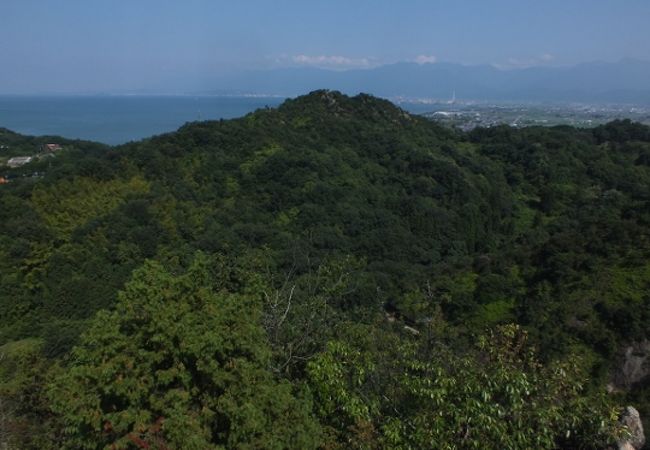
[31,176,149,238]
[239,143,282,175]
[473,298,517,326]
[0,339,56,449]
[274,206,300,227]
[444,271,478,302]
[0,338,44,392]
[512,193,538,236]
[567,263,650,324]
[601,263,650,306]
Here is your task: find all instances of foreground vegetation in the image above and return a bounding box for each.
[1,91,649,448]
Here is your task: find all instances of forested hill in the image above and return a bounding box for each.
[1,90,649,448]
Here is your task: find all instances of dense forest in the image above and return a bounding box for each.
[1,90,649,449]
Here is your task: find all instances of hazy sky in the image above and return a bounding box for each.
[1,0,649,93]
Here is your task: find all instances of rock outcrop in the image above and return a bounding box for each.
[617,406,645,450]
[612,341,650,389]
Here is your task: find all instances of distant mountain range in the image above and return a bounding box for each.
[209,59,650,104]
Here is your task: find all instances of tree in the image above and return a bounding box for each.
[0,339,57,449]
[48,255,321,449]
[307,324,622,449]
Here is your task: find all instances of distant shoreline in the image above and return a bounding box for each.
[0,95,286,145]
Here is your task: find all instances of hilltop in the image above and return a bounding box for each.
[0,91,649,448]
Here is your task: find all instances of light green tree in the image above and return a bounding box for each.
[308,324,622,450]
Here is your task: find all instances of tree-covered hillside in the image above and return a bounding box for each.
[1,91,648,449]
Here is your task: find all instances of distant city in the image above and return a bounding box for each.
[396,97,650,131]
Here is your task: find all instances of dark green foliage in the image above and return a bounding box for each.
[1,91,649,447]
[48,255,321,449]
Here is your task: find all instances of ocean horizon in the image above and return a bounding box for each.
[0,95,286,145]
[0,94,446,146]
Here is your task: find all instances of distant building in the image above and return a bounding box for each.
[7,156,33,168]
[42,143,62,153]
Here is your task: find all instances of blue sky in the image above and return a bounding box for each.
[1,0,649,93]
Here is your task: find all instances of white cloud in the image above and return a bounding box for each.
[272,54,439,69]
[414,54,437,64]
[288,54,373,69]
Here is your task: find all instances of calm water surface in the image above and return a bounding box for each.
[0,96,285,145]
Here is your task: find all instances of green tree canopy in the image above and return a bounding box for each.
[307,324,622,450]
[48,255,321,449]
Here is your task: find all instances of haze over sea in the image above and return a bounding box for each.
[0,96,286,145]
[0,95,443,146]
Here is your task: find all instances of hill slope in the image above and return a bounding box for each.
[1,90,649,448]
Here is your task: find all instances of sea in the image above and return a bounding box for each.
[0,95,286,146]
[0,95,436,146]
